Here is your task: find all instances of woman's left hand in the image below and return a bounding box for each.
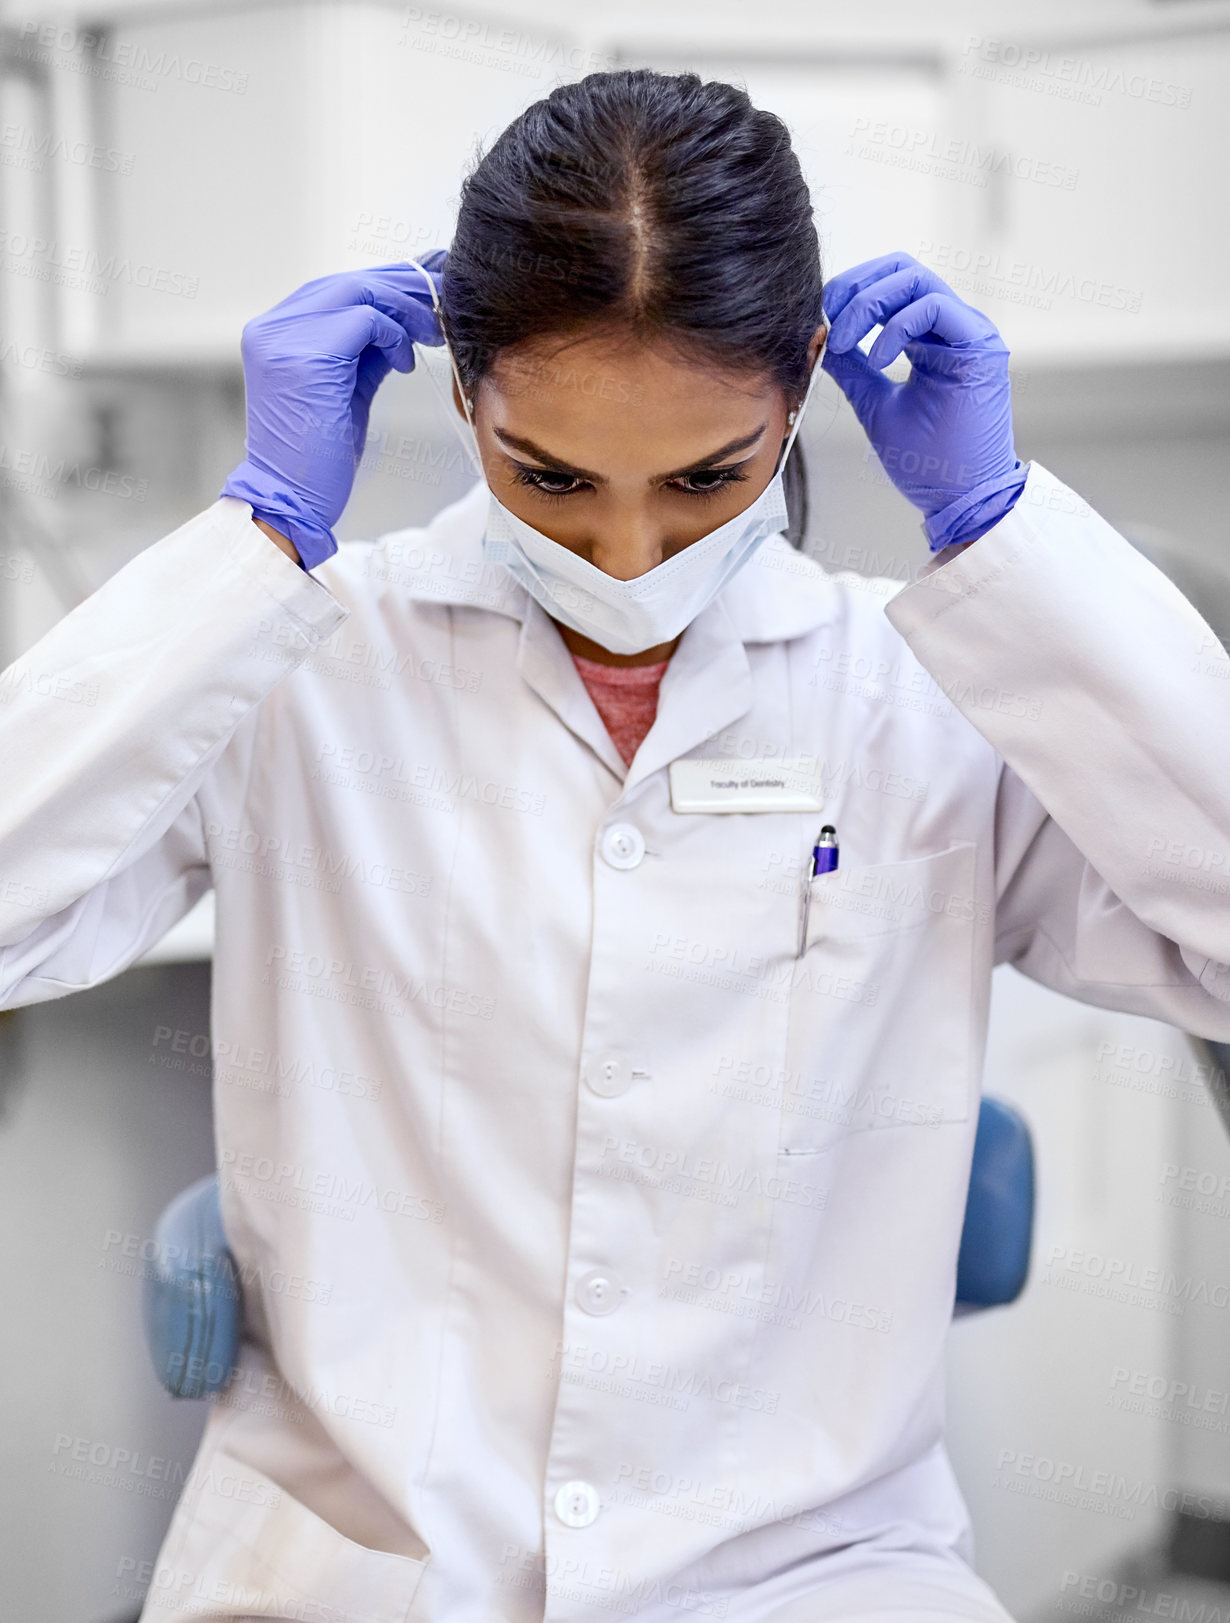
[821,251,1027,551]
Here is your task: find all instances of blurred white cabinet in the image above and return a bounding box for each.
[947,29,1230,363]
[38,0,602,363]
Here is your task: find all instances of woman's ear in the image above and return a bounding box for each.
[450,375,475,421]
[784,323,829,425]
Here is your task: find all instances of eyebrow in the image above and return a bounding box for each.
[491,424,768,482]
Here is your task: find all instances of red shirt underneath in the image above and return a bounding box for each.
[570,652,671,767]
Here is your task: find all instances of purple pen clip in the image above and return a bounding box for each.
[812,824,839,876]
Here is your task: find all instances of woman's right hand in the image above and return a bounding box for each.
[221,255,446,569]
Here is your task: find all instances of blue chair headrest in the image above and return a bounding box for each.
[956,1096,1035,1311]
[141,1173,240,1398]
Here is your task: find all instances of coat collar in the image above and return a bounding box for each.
[375,478,840,645]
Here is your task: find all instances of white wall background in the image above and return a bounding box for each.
[2,3,1229,1620]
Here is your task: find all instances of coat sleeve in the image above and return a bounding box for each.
[883,461,1230,1042]
[0,497,350,1009]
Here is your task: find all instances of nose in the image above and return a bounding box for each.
[587,515,668,580]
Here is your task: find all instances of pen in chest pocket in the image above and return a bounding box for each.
[797,825,839,959]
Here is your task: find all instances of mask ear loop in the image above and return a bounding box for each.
[776,325,829,475]
[404,257,484,478]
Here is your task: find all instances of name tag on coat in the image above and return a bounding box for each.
[668,758,825,814]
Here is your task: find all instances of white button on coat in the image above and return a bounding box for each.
[575,1267,627,1315]
[600,823,645,869]
[4,466,1230,1622]
[586,1052,632,1096]
[554,1480,600,1528]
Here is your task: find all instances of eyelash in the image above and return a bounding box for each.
[512,465,750,504]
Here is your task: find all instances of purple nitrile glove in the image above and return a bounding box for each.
[821,251,1027,552]
[222,252,448,569]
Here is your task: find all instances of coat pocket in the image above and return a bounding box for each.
[166,1438,429,1623]
[779,841,979,1157]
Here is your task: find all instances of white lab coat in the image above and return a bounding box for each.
[4,462,1229,1623]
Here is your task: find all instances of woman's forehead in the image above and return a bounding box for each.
[485,330,777,410]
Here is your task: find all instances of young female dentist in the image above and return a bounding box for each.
[4,68,1230,1623]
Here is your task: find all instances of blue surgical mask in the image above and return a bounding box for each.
[407,258,825,655]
